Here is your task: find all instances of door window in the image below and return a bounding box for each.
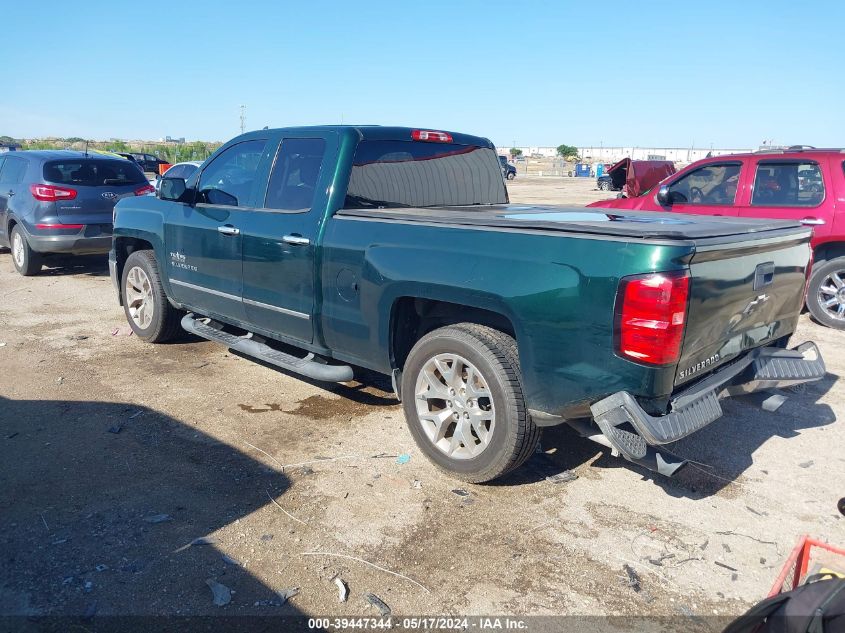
[667,163,741,205]
[0,156,27,184]
[264,138,326,211]
[752,161,824,207]
[197,139,267,207]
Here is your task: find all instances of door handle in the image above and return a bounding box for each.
[217,225,240,236]
[800,217,825,226]
[283,234,310,246]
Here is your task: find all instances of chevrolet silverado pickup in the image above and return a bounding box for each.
[109,126,825,482]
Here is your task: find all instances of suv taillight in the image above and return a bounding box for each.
[30,184,77,201]
[616,271,690,366]
[134,184,155,196]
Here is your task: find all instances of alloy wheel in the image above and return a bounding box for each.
[414,353,495,460]
[817,270,845,321]
[12,232,24,269]
[125,266,155,329]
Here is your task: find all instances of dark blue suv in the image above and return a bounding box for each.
[0,151,153,275]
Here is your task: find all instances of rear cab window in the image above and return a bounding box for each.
[343,140,507,208]
[752,161,824,207]
[43,159,146,186]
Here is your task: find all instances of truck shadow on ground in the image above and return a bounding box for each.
[496,373,837,499]
[0,395,311,629]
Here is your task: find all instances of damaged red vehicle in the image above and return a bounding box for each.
[588,148,845,330]
[595,158,676,197]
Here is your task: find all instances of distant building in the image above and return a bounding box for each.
[494,144,755,164]
[578,146,753,165]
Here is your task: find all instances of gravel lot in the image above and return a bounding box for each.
[0,176,842,627]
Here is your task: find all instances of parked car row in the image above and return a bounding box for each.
[589,147,845,329]
[0,128,828,483]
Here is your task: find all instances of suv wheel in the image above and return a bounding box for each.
[807,257,845,329]
[401,323,540,483]
[506,171,516,180]
[121,250,182,342]
[10,225,42,276]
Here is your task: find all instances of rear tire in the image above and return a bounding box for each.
[806,256,845,329]
[506,172,516,180]
[401,323,540,483]
[121,250,182,342]
[10,225,42,276]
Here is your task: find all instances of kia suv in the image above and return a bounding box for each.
[0,151,154,276]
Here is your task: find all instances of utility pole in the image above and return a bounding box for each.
[239,105,246,134]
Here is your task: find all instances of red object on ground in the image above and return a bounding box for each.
[606,158,676,198]
[769,535,845,597]
[158,163,172,176]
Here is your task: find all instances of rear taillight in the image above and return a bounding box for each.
[30,184,77,201]
[616,271,690,366]
[411,129,453,143]
[134,184,155,196]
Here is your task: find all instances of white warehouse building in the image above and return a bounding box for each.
[495,144,754,165]
[578,146,754,164]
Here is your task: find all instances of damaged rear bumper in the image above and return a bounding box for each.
[587,342,825,476]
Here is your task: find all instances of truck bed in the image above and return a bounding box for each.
[337,204,808,242]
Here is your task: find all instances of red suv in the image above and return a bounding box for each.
[588,148,845,329]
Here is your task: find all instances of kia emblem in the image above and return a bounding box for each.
[102,192,117,201]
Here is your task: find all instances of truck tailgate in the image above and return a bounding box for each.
[676,228,812,386]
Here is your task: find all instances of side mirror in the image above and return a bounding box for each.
[656,184,672,206]
[159,177,188,202]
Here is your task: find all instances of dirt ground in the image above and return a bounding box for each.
[0,176,842,628]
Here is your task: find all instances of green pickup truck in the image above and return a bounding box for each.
[109,126,826,482]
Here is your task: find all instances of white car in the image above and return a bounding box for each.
[154,161,203,194]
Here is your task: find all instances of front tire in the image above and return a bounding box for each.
[401,323,540,483]
[10,225,42,276]
[121,250,182,342]
[807,257,845,329]
[506,171,516,180]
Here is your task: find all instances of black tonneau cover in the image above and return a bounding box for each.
[337,204,807,241]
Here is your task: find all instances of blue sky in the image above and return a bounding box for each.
[3,0,843,148]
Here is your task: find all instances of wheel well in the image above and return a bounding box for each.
[390,297,516,370]
[7,217,17,237]
[814,242,845,265]
[113,237,154,283]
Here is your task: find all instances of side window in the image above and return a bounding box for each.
[0,157,27,184]
[0,157,6,179]
[198,139,267,207]
[667,163,741,205]
[752,161,824,207]
[264,138,326,211]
